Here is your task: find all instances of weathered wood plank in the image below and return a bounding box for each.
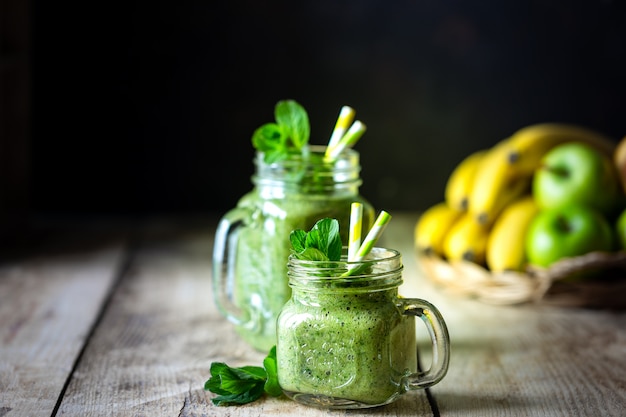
[0,236,126,417]
[56,219,434,417]
[51,213,626,416]
[390,212,626,417]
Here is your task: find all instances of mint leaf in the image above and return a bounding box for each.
[263,346,282,397]
[204,363,231,395]
[290,218,342,261]
[252,123,289,163]
[274,100,310,150]
[314,217,342,261]
[298,247,329,261]
[289,229,307,253]
[205,362,266,406]
[252,99,310,163]
[210,384,265,406]
[204,346,283,406]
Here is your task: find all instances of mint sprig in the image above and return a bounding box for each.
[291,217,380,277]
[290,218,342,262]
[252,100,310,164]
[262,346,282,397]
[204,346,282,406]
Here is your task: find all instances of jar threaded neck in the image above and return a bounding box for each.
[253,145,362,194]
[287,248,403,292]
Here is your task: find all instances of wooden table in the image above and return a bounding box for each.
[1,213,625,417]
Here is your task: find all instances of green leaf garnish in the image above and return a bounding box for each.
[251,123,288,163]
[204,347,282,406]
[289,229,308,253]
[290,218,342,261]
[275,100,310,149]
[263,346,282,397]
[252,100,310,163]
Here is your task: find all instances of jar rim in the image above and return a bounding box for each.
[253,145,361,186]
[287,247,403,292]
[256,145,359,166]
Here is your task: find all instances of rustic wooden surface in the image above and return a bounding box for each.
[1,213,624,417]
[0,230,127,417]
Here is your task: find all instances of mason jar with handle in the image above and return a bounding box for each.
[276,247,450,409]
[212,146,374,352]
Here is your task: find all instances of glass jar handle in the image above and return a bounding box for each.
[212,207,255,328]
[400,298,450,390]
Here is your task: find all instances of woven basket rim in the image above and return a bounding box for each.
[417,250,626,308]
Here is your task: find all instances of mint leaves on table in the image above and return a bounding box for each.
[252,99,311,164]
[204,346,282,406]
[290,218,342,262]
[262,346,281,397]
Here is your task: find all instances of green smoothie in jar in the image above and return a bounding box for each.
[277,287,417,405]
[212,101,374,352]
[230,179,373,350]
[276,246,451,409]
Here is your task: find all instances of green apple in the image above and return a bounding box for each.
[525,204,614,268]
[533,142,620,215]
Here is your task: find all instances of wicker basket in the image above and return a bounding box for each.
[417,251,626,308]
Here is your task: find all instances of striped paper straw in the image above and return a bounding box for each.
[353,210,392,262]
[326,106,355,157]
[325,120,367,160]
[348,202,363,261]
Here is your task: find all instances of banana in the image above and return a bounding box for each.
[503,123,616,176]
[444,150,487,212]
[468,140,531,226]
[485,195,539,272]
[467,123,614,226]
[442,212,491,265]
[414,202,463,256]
[613,135,626,194]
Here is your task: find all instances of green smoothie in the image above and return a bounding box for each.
[276,289,417,406]
[212,101,376,353]
[232,190,373,351]
[213,145,374,352]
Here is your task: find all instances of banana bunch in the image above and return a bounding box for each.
[415,123,618,273]
[469,123,615,225]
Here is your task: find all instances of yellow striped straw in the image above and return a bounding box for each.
[348,202,363,261]
[353,210,392,262]
[326,106,355,157]
[325,120,367,160]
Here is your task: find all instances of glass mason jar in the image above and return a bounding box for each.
[276,248,450,409]
[212,146,374,352]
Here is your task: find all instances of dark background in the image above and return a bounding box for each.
[5,0,626,226]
